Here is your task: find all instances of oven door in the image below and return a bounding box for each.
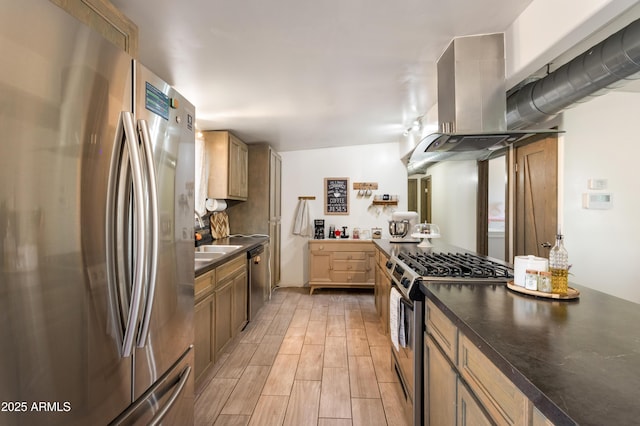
[390,285,414,418]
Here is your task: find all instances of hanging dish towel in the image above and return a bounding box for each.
[390,287,403,352]
[292,199,312,237]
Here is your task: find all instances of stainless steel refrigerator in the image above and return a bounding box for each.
[0,1,195,424]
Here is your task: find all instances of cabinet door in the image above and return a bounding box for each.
[214,280,233,359]
[270,220,281,288]
[427,336,457,426]
[228,134,248,199]
[309,248,332,283]
[458,379,492,426]
[194,292,215,388]
[231,269,248,335]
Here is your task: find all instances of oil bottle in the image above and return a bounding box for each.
[549,234,569,295]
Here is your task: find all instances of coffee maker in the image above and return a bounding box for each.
[388,211,419,242]
[314,219,325,239]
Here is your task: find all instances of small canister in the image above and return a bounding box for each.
[538,271,552,293]
[524,269,539,291]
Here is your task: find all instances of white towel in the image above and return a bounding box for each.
[194,137,208,216]
[390,287,402,352]
[292,199,312,237]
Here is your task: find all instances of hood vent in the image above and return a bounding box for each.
[408,17,640,174]
[407,33,560,174]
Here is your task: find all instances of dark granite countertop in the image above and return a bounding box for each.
[195,235,269,276]
[372,239,640,425]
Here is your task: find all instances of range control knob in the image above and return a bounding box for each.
[401,277,412,288]
[385,261,393,269]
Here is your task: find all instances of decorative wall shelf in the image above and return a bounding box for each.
[371,200,398,206]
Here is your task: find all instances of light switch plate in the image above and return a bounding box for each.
[582,192,613,209]
[588,178,608,190]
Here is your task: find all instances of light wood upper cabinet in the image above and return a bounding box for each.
[50,0,138,57]
[204,130,248,200]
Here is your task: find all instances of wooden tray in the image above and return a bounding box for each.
[507,281,580,300]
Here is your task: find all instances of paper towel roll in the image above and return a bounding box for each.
[206,198,227,212]
[513,255,548,287]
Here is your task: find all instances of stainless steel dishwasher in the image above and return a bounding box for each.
[247,242,270,321]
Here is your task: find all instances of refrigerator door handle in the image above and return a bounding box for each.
[136,119,159,347]
[118,111,147,357]
[148,365,192,426]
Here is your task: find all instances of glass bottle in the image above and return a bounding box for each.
[549,234,569,295]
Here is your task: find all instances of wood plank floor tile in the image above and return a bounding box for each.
[213,414,250,426]
[327,301,346,316]
[379,382,411,426]
[265,312,293,336]
[345,309,365,329]
[241,319,273,344]
[324,336,347,368]
[348,356,380,399]
[304,319,327,345]
[290,308,311,328]
[346,328,370,356]
[351,398,387,426]
[279,334,305,355]
[195,377,237,425]
[215,343,258,379]
[262,353,299,395]
[319,367,351,419]
[370,345,398,383]
[318,419,353,426]
[296,344,324,380]
[247,395,288,426]
[327,315,346,337]
[310,305,329,321]
[364,320,389,347]
[283,380,321,426]
[249,334,283,366]
[220,366,270,416]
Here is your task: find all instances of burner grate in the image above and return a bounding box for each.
[399,252,513,280]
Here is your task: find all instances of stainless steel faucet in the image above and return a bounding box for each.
[195,212,205,229]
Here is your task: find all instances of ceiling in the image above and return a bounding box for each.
[110,0,537,152]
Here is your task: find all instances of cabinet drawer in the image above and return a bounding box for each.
[426,300,458,362]
[458,334,529,425]
[216,254,245,284]
[333,251,366,261]
[195,270,215,301]
[333,259,368,271]
[309,242,374,253]
[330,271,369,283]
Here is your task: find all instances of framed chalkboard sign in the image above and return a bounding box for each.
[325,177,349,215]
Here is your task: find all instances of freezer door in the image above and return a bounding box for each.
[110,347,195,426]
[0,1,133,425]
[133,63,195,399]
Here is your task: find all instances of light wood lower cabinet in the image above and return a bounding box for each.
[374,247,390,335]
[424,299,553,426]
[308,240,375,294]
[194,254,247,389]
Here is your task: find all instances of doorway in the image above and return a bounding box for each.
[420,176,431,224]
[513,135,558,258]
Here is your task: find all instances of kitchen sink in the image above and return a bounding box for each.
[195,244,242,254]
[194,251,225,260]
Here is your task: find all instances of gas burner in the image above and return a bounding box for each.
[398,252,513,280]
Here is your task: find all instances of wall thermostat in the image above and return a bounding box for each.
[582,192,613,209]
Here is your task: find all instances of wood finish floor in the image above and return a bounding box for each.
[194,287,411,426]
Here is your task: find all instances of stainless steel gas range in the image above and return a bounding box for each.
[385,246,513,426]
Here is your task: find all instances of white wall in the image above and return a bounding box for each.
[279,142,408,287]
[425,160,478,251]
[562,91,640,303]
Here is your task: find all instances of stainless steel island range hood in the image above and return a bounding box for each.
[407,33,559,174]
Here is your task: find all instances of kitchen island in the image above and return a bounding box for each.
[374,239,640,425]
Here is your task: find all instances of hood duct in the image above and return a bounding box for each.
[407,33,560,174]
[507,17,640,129]
[408,17,640,174]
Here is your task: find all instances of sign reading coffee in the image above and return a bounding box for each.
[325,178,349,215]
